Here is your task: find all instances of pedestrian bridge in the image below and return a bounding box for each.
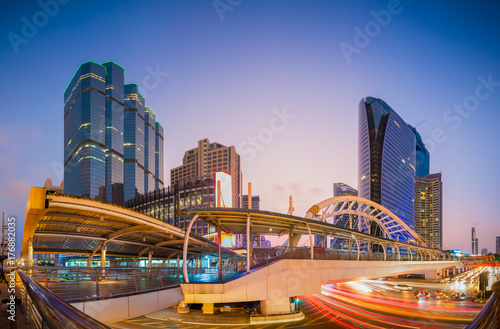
[179,201,464,315]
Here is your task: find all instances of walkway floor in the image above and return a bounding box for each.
[146,307,251,326]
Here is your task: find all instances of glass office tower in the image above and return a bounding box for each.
[123,84,145,201]
[102,62,125,204]
[65,62,164,205]
[64,62,107,200]
[155,122,164,190]
[358,97,416,239]
[411,126,430,178]
[144,107,156,193]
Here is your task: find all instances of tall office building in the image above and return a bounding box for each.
[171,138,242,207]
[496,236,500,254]
[65,61,164,205]
[411,127,430,178]
[472,227,478,255]
[415,173,443,249]
[358,97,416,239]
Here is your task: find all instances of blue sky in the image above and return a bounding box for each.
[1,0,499,254]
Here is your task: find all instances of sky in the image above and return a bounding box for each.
[1,0,499,255]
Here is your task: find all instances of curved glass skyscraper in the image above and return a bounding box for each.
[358,97,416,237]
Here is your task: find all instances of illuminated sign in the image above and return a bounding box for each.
[215,171,232,207]
[220,233,235,248]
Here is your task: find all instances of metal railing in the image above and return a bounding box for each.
[21,266,199,302]
[17,269,110,329]
[466,281,500,329]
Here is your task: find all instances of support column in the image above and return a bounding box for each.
[289,228,293,250]
[218,222,222,281]
[306,223,313,260]
[148,250,153,269]
[247,182,252,274]
[28,238,34,267]
[101,244,107,268]
[182,214,199,284]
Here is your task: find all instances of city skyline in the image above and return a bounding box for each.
[1,1,500,254]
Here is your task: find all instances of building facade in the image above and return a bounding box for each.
[497,236,500,254]
[64,61,164,205]
[331,183,358,249]
[358,97,416,239]
[124,177,215,236]
[170,138,242,207]
[242,195,260,209]
[472,227,478,255]
[411,127,430,178]
[414,173,443,249]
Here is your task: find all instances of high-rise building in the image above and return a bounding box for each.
[411,127,430,178]
[358,97,416,239]
[64,61,164,205]
[415,173,443,249]
[171,138,242,207]
[472,227,478,255]
[497,236,500,254]
[481,248,488,255]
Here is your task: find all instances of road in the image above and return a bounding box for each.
[111,268,492,328]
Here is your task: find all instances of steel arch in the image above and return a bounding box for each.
[305,196,426,246]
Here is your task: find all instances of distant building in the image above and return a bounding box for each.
[415,173,443,249]
[242,195,260,210]
[170,138,242,207]
[472,227,478,255]
[333,183,358,197]
[497,236,500,254]
[358,97,416,240]
[44,177,64,194]
[125,177,215,235]
[481,248,488,255]
[411,126,430,178]
[331,183,358,249]
[238,195,264,248]
[64,61,164,205]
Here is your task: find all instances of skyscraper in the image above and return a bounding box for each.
[472,227,478,255]
[65,61,164,205]
[358,97,416,238]
[411,126,430,178]
[171,138,242,207]
[496,236,500,254]
[415,173,443,249]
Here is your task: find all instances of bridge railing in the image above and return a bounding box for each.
[466,281,500,329]
[17,269,110,329]
[21,266,201,302]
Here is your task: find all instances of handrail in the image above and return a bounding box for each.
[17,269,110,329]
[466,281,500,329]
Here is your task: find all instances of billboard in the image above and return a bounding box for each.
[215,171,232,207]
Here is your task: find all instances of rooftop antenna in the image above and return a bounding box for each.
[414,120,427,128]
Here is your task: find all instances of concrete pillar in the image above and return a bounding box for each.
[260,297,291,315]
[202,303,215,314]
[425,270,440,280]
